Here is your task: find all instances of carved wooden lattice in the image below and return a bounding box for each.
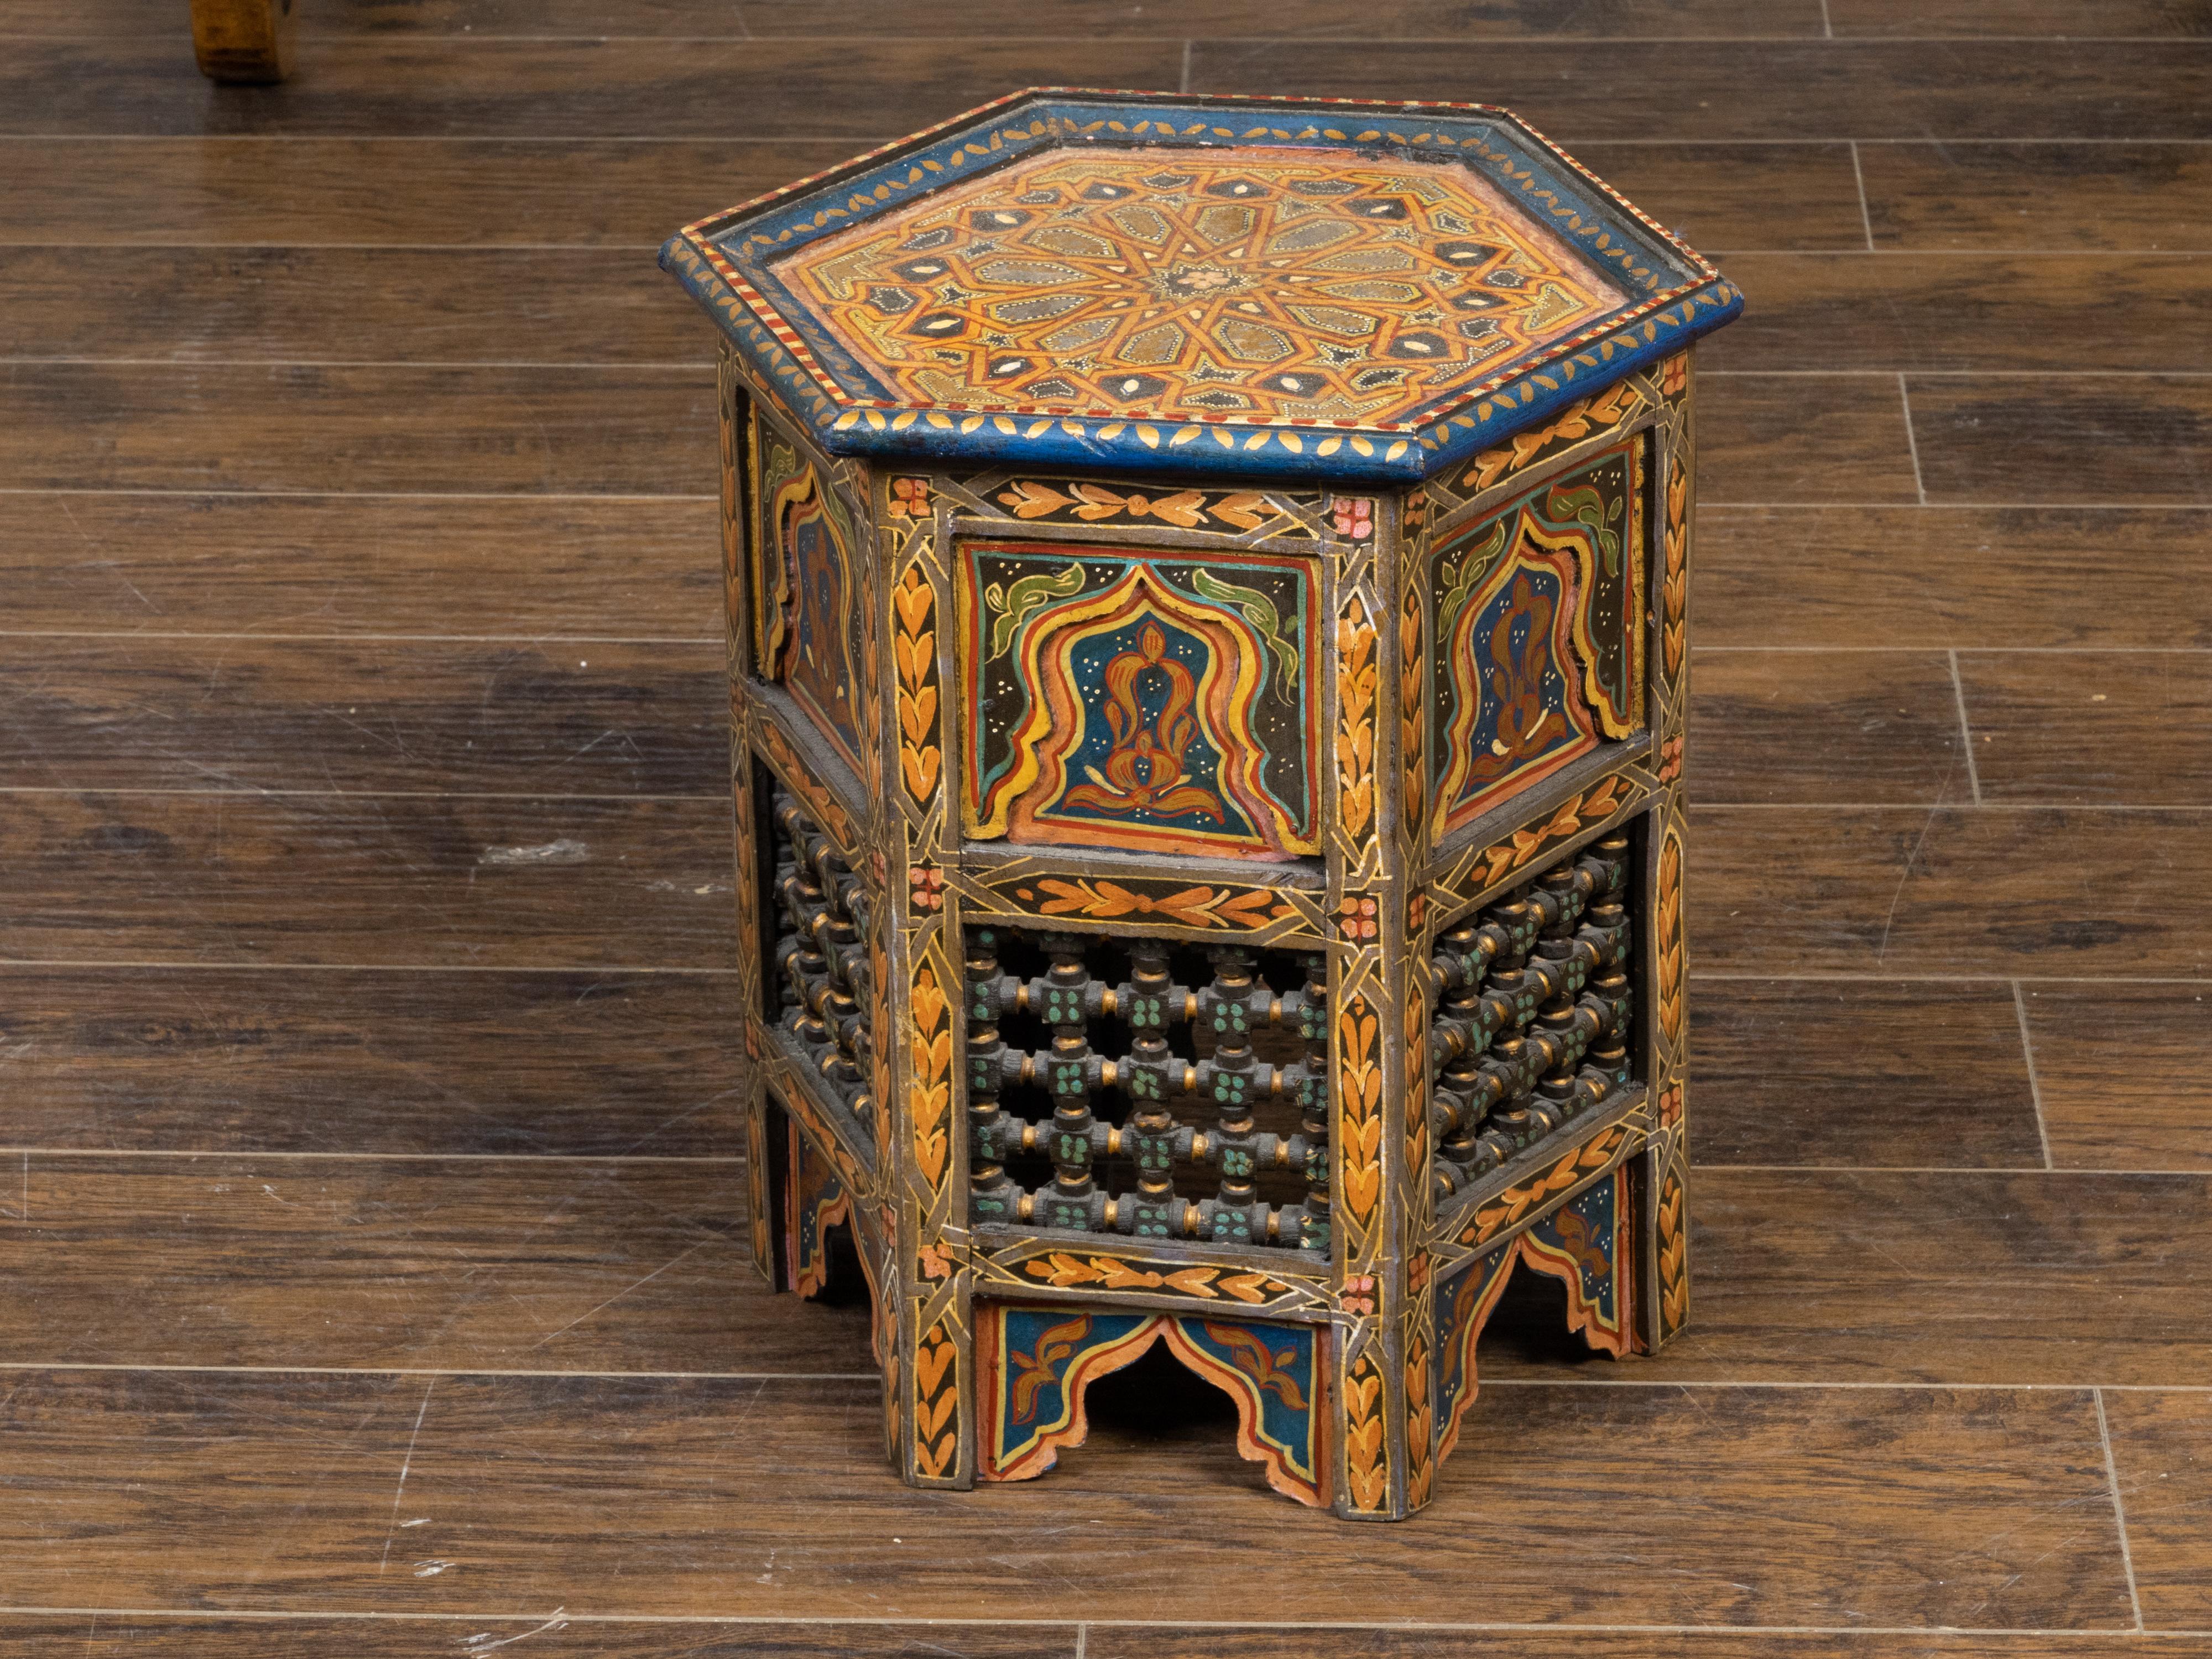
[768,786,878,1136]
[1429,830,1636,1195]
[965,926,1331,1252]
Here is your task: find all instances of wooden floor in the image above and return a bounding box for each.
[3,1,2210,1653]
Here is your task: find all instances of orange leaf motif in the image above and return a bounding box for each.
[1009,1314,1093,1422]
[1662,460,1689,680]
[893,566,941,804]
[1202,1322,1308,1410]
[1343,1352,1390,1511]
[1464,1124,1628,1245]
[1657,831,1684,1045]
[910,959,952,1187]
[911,1318,962,1478]
[1029,877,1291,931]
[1460,378,1642,493]
[1335,595,1379,841]
[1335,994,1384,1236]
[1658,1172,1689,1331]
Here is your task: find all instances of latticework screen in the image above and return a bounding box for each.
[1430,830,1637,1196]
[964,927,1332,1252]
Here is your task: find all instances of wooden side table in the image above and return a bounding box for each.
[662,88,1741,1519]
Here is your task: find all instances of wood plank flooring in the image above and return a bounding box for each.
[1,6,2206,1653]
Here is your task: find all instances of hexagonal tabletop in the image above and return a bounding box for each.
[662,90,1741,483]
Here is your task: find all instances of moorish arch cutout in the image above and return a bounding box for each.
[1434,1166,1634,1466]
[975,1301,1330,1506]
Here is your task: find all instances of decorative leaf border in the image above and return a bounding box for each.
[1657,824,1685,1050]
[1334,990,1385,1257]
[1015,1251,1300,1306]
[1342,1347,1390,1513]
[1456,1120,1632,1249]
[988,478,1319,538]
[997,874,1306,932]
[757,1048,876,1198]
[1335,594,1379,846]
[971,1237,1331,1317]
[754,711,863,857]
[1657,1163,1689,1340]
[911,1313,962,1479]
[1662,404,1689,683]
[893,566,941,806]
[909,958,953,1192]
[1454,375,1647,497]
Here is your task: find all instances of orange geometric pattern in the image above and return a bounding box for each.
[777,147,1624,427]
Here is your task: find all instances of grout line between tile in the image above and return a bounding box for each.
[1703,500,2211,510]
[1699,369,2212,378]
[0,631,722,644]
[1696,644,2212,654]
[0,961,742,973]
[2,488,2204,510]
[2095,1387,2148,1631]
[12,789,2208,810]
[8,635,2211,654]
[7,244,2208,259]
[2013,981,2057,1170]
[0,488,722,502]
[1897,372,1928,505]
[14,358,2212,379]
[1695,801,2205,811]
[2,28,2201,42]
[1692,971,2212,984]
[1948,648,1984,805]
[0,786,728,801]
[0,357,714,371]
[0,1608,2204,1637]
[0,1364,881,1380]
[1818,0,1834,36]
[5,1150,2204,1177]
[1178,39,1192,92]
[1076,1621,1089,1659]
[1704,1164,2203,1176]
[2,963,2208,984]
[10,134,2212,146]
[0,1148,747,1164]
[3,1361,2210,1393]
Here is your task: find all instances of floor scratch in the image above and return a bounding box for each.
[1873,799,1945,965]
[378,1379,437,1573]
[524,1238,715,1352]
[460,1609,569,1652]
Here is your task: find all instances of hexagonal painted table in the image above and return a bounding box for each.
[661,88,1740,1519]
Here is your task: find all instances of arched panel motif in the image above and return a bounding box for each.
[1428,439,1644,838]
[749,411,868,774]
[958,542,1319,860]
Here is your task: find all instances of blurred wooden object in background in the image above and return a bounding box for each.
[190,0,294,82]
